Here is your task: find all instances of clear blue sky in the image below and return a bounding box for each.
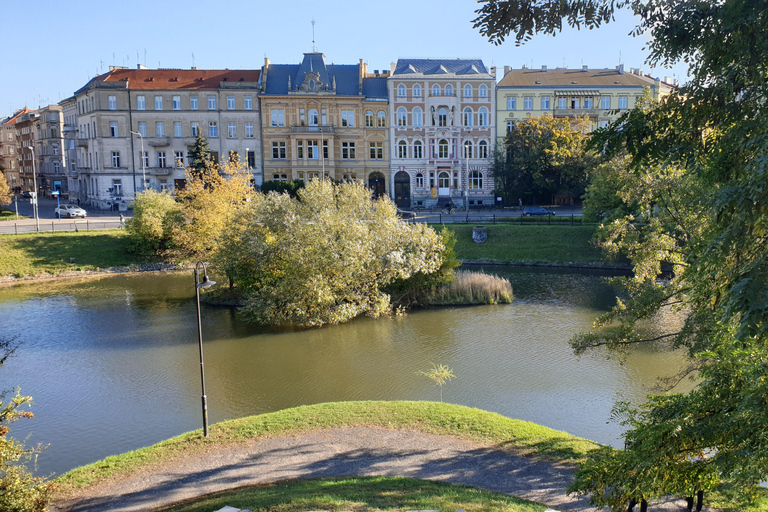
[1,0,689,119]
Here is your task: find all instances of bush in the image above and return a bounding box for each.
[125,190,181,255]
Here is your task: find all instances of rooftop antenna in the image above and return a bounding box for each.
[144,49,147,67]
[192,52,195,67]
[113,52,116,66]
[137,51,140,66]
[311,18,316,52]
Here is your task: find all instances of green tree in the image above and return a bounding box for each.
[125,190,181,255]
[260,179,305,197]
[0,171,12,206]
[187,133,217,184]
[418,363,456,402]
[475,0,768,507]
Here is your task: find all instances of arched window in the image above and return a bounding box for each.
[438,108,448,127]
[478,140,489,158]
[412,107,423,127]
[432,84,441,96]
[413,140,423,159]
[463,107,473,127]
[438,139,449,159]
[309,109,318,126]
[397,107,408,127]
[397,84,406,97]
[445,84,454,96]
[464,84,473,98]
[413,84,422,98]
[377,111,386,127]
[415,172,424,188]
[469,170,483,189]
[479,84,488,98]
[365,110,374,127]
[478,107,488,126]
[398,140,408,158]
[463,140,473,159]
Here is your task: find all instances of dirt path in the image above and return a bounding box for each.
[50,427,701,512]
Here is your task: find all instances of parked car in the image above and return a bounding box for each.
[397,209,416,219]
[55,204,87,218]
[20,191,32,198]
[523,206,555,216]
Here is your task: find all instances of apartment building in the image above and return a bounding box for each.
[388,59,496,209]
[0,108,29,193]
[259,52,390,196]
[60,96,79,200]
[72,65,261,209]
[33,104,67,197]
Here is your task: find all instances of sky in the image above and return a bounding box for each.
[1,0,691,119]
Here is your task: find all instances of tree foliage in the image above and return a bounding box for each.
[0,172,11,206]
[475,0,768,507]
[216,180,445,327]
[418,363,456,402]
[187,133,217,184]
[259,179,305,197]
[125,190,181,255]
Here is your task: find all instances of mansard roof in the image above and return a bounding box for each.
[264,52,378,98]
[392,59,489,77]
[75,68,260,95]
[362,77,388,100]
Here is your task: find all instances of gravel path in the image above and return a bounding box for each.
[50,427,704,512]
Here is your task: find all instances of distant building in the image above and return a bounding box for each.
[388,59,496,209]
[34,104,67,198]
[496,64,675,140]
[259,52,390,195]
[0,108,29,193]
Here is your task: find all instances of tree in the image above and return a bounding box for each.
[474,0,768,507]
[0,171,12,206]
[187,133,217,184]
[492,115,596,205]
[418,363,456,402]
[216,179,445,327]
[125,190,181,255]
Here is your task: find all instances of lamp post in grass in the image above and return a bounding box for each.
[194,261,216,437]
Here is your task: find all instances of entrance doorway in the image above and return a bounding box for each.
[438,171,450,196]
[394,171,411,207]
[368,172,386,199]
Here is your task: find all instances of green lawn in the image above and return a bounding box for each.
[0,231,157,278]
[0,207,24,221]
[159,476,548,512]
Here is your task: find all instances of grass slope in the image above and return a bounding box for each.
[158,476,548,512]
[55,401,599,495]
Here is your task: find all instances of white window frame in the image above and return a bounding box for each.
[464,84,473,98]
[478,140,489,159]
[155,122,165,137]
[397,84,406,97]
[541,96,551,110]
[413,107,423,127]
[227,96,235,110]
[245,122,254,138]
[174,122,182,137]
[413,140,423,159]
[602,96,611,110]
[208,121,217,137]
[108,96,116,110]
[190,96,198,110]
[478,107,488,127]
[109,122,118,137]
[172,96,181,110]
[507,97,516,110]
[228,122,237,138]
[154,96,163,110]
[524,96,533,110]
[396,107,407,127]
[191,122,199,137]
[208,96,216,110]
[618,96,628,110]
[137,96,146,110]
[413,84,422,97]
[398,140,407,159]
[158,151,166,168]
[244,96,253,110]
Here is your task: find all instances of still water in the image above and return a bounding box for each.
[0,268,692,477]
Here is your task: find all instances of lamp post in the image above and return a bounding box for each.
[25,146,39,231]
[194,261,216,437]
[129,131,146,192]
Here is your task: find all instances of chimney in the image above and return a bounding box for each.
[390,61,396,74]
[541,65,547,72]
[616,64,624,74]
[359,59,365,93]
[503,65,510,76]
[137,64,148,70]
[264,57,270,67]
[664,76,671,84]
[582,65,588,72]
[490,66,496,79]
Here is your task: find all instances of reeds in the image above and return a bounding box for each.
[429,270,513,305]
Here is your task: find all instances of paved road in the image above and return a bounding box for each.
[1,197,129,234]
[50,427,703,512]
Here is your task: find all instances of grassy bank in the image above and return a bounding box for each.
[159,476,548,512]
[0,207,24,221]
[55,401,599,495]
[0,231,159,278]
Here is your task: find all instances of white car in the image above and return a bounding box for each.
[55,204,87,218]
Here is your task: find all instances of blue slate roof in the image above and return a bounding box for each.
[392,59,488,76]
[362,77,388,99]
[264,52,371,97]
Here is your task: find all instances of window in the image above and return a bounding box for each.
[109,122,118,137]
[478,140,489,158]
[413,140,423,159]
[247,151,255,169]
[112,179,122,195]
[134,121,146,137]
[571,97,580,110]
[156,122,165,137]
[191,122,199,137]
[208,121,217,137]
[464,84,473,98]
[174,122,182,137]
[524,96,533,110]
[463,140,473,158]
[323,139,328,159]
[271,109,285,127]
[479,84,488,97]
[341,110,355,127]
[158,151,166,167]
[245,122,254,138]
[398,140,407,158]
[506,120,515,133]
[141,151,149,168]
[272,141,286,159]
[365,110,374,127]
[227,96,235,110]
[272,174,288,182]
[541,96,551,110]
[507,97,516,110]
[244,96,252,110]
[369,141,383,159]
[160,179,168,191]
[618,96,628,110]
[172,96,181,110]
[299,108,305,125]
[600,120,610,128]
[413,107,423,127]
[307,140,318,159]
[438,139,449,159]
[416,173,424,188]
[397,107,407,126]
[228,122,236,138]
[469,171,483,189]
[137,96,146,110]
[478,107,488,126]
[341,142,355,159]
[432,84,441,96]
[397,84,406,97]
[174,151,184,167]
[208,96,216,110]
[154,96,163,110]
[190,96,198,110]
[377,111,386,127]
[558,97,568,109]
[438,108,447,127]
[308,109,318,126]
[445,84,454,96]
[108,96,116,110]
[111,151,120,168]
[584,97,593,109]
[413,84,421,97]
[295,140,303,159]
[463,107,473,126]
[601,96,611,110]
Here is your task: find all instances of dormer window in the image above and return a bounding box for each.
[309,80,315,90]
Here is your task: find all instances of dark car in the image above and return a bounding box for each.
[397,209,416,219]
[523,206,555,216]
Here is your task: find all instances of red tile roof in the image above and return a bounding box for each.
[1,107,32,126]
[100,69,261,90]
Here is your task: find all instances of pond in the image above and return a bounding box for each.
[0,267,693,477]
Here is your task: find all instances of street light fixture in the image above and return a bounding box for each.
[129,131,146,192]
[25,146,39,231]
[194,261,216,437]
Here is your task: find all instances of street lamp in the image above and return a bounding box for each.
[194,261,216,437]
[129,131,146,192]
[25,146,39,231]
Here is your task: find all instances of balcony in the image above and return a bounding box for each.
[148,167,172,175]
[554,108,599,118]
[147,137,171,147]
[290,125,335,134]
[76,139,89,147]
